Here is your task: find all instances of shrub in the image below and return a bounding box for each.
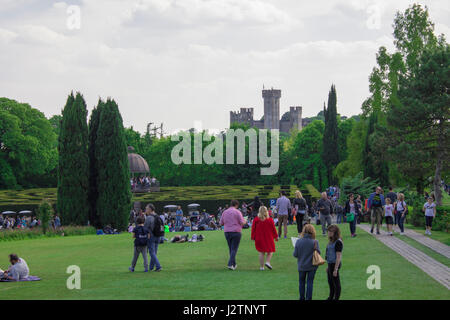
[0,226,96,242]
[38,199,53,234]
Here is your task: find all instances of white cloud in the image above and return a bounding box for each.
[0,0,448,133]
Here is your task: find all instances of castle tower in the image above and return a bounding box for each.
[289,106,303,131]
[262,89,281,130]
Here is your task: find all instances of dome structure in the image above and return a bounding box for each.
[127,146,150,174]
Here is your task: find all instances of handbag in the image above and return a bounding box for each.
[312,240,325,266]
[346,212,354,222]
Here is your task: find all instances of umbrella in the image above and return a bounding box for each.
[187,204,200,208]
[2,211,16,215]
[19,210,33,215]
[164,205,178,209]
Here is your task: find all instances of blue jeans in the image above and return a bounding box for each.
[148,236,161,270]
[299,269,317,300]
[337,213,343,224]
[398,214,406,233]
[176,215,182,227]
[349,218,356,235]
[224,232,241,267]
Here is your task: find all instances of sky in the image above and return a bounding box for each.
[0,0,449,135]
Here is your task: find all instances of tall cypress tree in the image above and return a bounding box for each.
[87,100,104,228]
[322,85,339,185]
[57,92,89,225]
[95,98,131,230]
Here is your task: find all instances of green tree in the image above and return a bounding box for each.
[95,98,131,230]
[57,92,89,225]
[337,117,355,162]
[322,85,339,185]
[388,44,449,204]
[335,119,366,183]
[0,98,57,189]
[87,101,104,228]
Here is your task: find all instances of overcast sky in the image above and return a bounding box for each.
[1,0,449,134]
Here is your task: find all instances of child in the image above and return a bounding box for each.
[384,198,394,236]
[129,216,149,272]
[394,193,407,235]
[422,197,436,235]
[325,225,343,300]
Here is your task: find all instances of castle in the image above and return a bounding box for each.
[230,88,307,133]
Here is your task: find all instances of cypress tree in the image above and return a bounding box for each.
[57,92,89,225]
[322,85,339,185]
[87,100,104,228]
[95,98,131,230]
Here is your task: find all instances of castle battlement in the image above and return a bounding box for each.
[230,89,304,133]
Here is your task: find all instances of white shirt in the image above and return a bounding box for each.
[9,258,29,281]
[385,204,394,217]
[396,201,406,212]
[423,202,436,217]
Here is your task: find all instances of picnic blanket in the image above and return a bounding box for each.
[0,276,41,282]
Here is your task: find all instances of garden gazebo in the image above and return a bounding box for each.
[128,146,151,193]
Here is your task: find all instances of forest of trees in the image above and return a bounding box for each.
[0,4,448,207]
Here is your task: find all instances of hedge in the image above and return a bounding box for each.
[0,226,96,242]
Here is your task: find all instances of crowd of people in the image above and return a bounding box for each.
[130,176,159,190]
[128,206,220,234]
[0,214,61,230]
[125,185,439,300]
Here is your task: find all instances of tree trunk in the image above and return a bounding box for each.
[415,179,424,198]
[434,120,445,206]
[433,153,443,206]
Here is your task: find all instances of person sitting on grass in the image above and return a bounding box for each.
[251,206,278,271]
[422,197,436,236]
[129,216,150,273]
[0,254,29,281]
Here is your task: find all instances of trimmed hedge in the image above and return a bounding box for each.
[305,184,321,200]
[0,184,319,221]
[0,226,96,242]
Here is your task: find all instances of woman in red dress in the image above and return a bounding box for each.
[251,206,278,270]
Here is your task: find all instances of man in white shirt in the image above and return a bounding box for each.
[1,254,29,281]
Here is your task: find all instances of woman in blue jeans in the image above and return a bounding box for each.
[293,224,320,300]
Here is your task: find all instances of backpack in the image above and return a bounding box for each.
[134,226,148,246]
[152,216,165,237]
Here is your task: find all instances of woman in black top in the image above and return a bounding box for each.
[344,193,360,237]
[325,225,343,300]
[292,190,308,235]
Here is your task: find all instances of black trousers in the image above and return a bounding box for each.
[296,214,304,233]
[327,263,341,300]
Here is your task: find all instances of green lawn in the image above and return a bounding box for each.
[0,224,449,300]
[403,223,450,246]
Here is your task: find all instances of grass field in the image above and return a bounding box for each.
[1,224,449,300]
